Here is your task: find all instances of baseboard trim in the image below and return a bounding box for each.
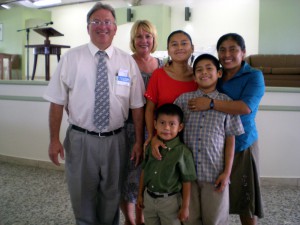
[1,154,299,186]
[0,154,64,171]
[260,177,300,187]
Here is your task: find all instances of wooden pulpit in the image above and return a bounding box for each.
[25,27,70,81]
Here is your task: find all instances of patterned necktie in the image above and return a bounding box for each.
[93,51,110,131]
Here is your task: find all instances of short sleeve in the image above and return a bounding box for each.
[179,147,197,182]
[144,68,160,105]
[43,54,69,105]
[240,70,265,112]
[225,114,245,137]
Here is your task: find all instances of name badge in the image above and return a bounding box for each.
[116,69,130,86]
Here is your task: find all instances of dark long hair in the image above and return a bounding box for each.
[216,33,246,51]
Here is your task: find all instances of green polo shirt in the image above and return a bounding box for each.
[142,136,197,193]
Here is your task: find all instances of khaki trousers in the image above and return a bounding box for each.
[184,181,229,225]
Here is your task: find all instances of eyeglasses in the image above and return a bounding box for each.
[89,20,115,27]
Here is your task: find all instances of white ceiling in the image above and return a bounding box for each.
[0,0,94,9]
[0,0,193,9]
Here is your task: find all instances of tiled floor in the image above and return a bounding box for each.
[0,161,299,225]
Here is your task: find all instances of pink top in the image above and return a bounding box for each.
[145,67,198,108]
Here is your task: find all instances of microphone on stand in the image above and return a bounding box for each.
[45,21,54,26]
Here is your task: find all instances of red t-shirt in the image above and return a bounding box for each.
[145,67,198,108]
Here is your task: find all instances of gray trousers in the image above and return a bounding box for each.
[64,126,129,225]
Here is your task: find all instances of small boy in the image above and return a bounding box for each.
[174,54,244,225]
[137,103,197,225]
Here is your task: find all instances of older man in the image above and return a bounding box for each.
[43,2,145,225]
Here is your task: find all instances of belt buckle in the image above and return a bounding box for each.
[98,132,106,137]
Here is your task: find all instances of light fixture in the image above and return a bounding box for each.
[33,0,61,7]
[1,4,11,9]
[127,8,133,22]
[185,7,191,21]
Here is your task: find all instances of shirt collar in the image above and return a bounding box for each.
[88,41,114,59]
[232,61,251,78]
[195,89,219,100]
[159,136,182,151]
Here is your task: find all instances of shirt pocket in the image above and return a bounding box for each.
[114,75,131,98]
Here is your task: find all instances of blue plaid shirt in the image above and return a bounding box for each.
[175,89,244,183]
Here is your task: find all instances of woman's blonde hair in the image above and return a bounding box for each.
[130,20,158,53]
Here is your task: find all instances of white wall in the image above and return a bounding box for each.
[0,83,68,162]
[1,83,300,179]
[30,0,259,79]
[257,110,300,178]
[259,0,300,54]
[258,90,300,178]
[167,0,259,56]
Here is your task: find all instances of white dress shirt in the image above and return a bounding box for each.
[44,42,145,132]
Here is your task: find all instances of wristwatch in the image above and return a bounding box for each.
[210,99,214,109]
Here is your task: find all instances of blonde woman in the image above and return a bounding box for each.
[121,20,163,225]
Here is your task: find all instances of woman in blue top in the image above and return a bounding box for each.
[188,33,265,225]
